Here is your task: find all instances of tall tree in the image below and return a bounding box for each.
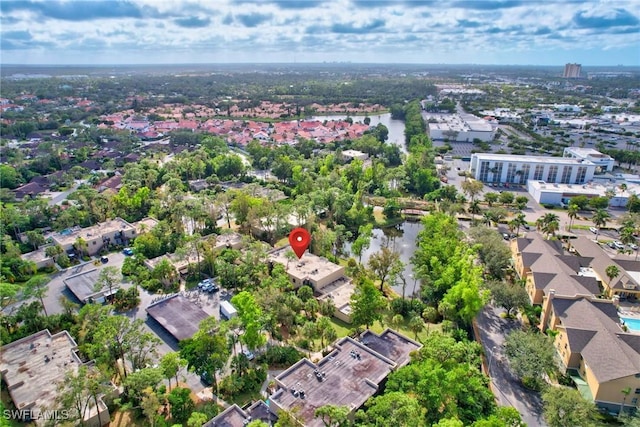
[368,247,404,292]
[23,275,50,316]
[179,317,230,396]
[231,291,267,350]
[314,404,350,427]
[95,266,121,303]
[350,279,387,329]
[504,329,558,391]
[542,387,598,427]
[592,209,610,241]
[567,204,579,231]
[357,392,426,427]
[605,264,620,287]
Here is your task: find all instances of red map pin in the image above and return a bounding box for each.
[289,228,311,259]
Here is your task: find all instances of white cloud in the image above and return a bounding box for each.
[0,0,638,65]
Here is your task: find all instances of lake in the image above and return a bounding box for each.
[345,221,424,297]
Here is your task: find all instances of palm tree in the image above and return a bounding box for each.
[567,204,579,231]
[542,220,560,239]
[592,209,610,242]
[510,213,527,236]
[605,265,620,288]
[620,387,631,417]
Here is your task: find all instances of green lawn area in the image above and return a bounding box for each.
[328,311,440,344]
[227,389,262,407]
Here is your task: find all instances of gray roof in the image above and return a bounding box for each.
[572,237,640,292]
[146,294,209,341]
[552,296,640,382]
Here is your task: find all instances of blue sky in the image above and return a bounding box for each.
[1,0,638,65]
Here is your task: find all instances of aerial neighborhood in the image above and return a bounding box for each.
[1,61,640,427]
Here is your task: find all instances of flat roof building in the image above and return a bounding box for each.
[51,218,136,256]
[341,149,369,162]
[0,330,110,426]
[203,401,278,427]
[527,180,636,207]
[64,268,119,304]
[563,147,615,172]
[269,330,421,427]
[146,294,210,341]
[268,246,345,291]
[428,113,495,142]
[470,153,596,185]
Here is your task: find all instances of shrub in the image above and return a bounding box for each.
[258,346,303,368]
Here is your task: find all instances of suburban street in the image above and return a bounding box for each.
[476,305,547,427]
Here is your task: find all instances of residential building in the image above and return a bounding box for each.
[511,233,599,307]
[146,294,210,341]
[204,401,277,427]
[51,218,137,256]
[563,147,615,172]
[341,149,369,162]
[542,294,640,413]
[269,329,421,427]
[64,268,120,304]
[0,330,111,426]
[470,153,596,185]
[571,237,640,301]
[563,63,582,78]
[527,180,636,207]
[268,246,345,291]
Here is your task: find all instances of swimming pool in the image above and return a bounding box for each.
[621,317,640,333]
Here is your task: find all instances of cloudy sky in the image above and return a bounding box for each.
[1,0,639,66]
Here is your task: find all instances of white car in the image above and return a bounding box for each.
[629,243,638,250]
[589,227,598,234]
[613,241,625,250]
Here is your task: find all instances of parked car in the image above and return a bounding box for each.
[100,256,109,264]
[613,241,625,250]
[589,227,598,234]
[629,243,638,250]
[123,248,134,256]
[502,233,510,240]
[242,350,255,361]
[523,224,530,230]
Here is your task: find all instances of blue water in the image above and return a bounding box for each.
[621,317,640,332]
[60,228,72,235]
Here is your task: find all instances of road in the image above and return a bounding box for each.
[476,305,547,426]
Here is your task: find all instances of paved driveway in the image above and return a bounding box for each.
[475,305,547,427]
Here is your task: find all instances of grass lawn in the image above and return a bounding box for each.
[227,389,262,407]
[328,311,440,344]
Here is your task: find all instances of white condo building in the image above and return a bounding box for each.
[563,147,615,172]
[470,153,596,185]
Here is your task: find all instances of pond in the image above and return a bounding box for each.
[345,221,424,297]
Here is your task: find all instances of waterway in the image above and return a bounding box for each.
[309,112,408,154]
[346,221,424,297]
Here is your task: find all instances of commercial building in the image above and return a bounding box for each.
[470,153,596,185]
[428,113,495,142]
[563,147,615,172]
[51,218,137,256]
[0,330,111,426]
[527,180,636,207]
[269,329,421,427]
[563,63,582,78]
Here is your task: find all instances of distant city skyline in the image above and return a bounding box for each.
[1,0,639,66]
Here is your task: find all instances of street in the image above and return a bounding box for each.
[476,305,547,427]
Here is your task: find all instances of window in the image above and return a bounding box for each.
[560,166,573,184]
[533,164,544,181]
[635,388,640,394]
[547,165,559,182]
[520,164,531,184]
[506,163,517,183]
[479,161,490,182]
[492,162,504,183]
[576,166,587,184]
